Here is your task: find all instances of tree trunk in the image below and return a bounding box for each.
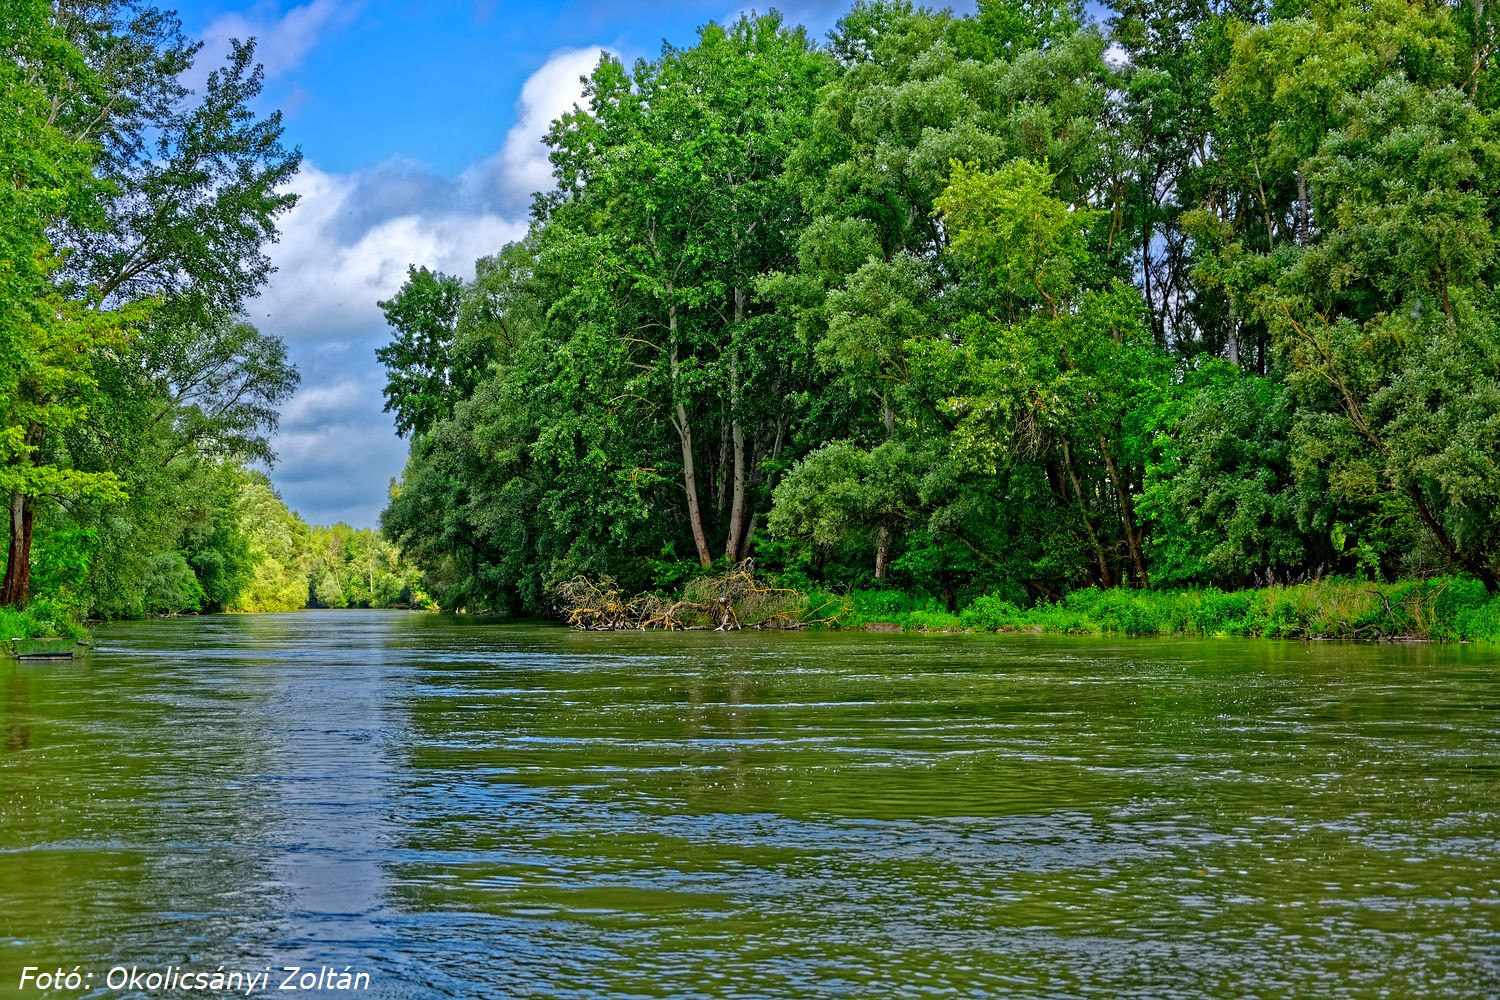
[1,492,34,607]
[1472,0,1488,99]
[1044,460,1067,501]
[875,525,890,580]
[1062,440,1112,589]
[1100,436,1148,587]
[1406,482,1499,592]
[715,420,730,513]
[725,288,748,563]
[1141,174,1160,346]
[1226,292,1242,366]
[739,512,760,562]
[1296,173,1311,245]
[668,301,712,568]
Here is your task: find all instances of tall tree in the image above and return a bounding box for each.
[0,1,301,607]
[540,15,832,567]
[377,265,467,439]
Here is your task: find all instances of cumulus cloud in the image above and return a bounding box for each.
[460,46,609,213]
[194,0,358,85]
[270,355,408,527]
[251,160,525,525]
[252,45,609,526]
[254,160,527,344]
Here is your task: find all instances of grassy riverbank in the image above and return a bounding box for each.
[819,577,1500,642]
[0,598,88,642]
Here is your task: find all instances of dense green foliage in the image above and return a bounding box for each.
[827,576,1500,641]
[0,1,303,625]
[0,2,421,629]
[227,476,432,614]
[306,521,430,611]
[380,0,1500,623]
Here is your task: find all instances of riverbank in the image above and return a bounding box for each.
[0,598,87,644]
[822,577,1500,642]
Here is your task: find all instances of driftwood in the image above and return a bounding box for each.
[555,560,850,631]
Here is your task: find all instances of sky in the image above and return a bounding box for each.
[169,0,866,528]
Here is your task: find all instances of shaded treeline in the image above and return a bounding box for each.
[367,0,1500,613]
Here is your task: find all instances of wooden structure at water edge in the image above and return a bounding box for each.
[7,637,88,659]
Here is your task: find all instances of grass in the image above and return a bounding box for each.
[808,577,1500,641]
[0,596,88,644]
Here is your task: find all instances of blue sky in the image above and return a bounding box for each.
[170,0,872,528]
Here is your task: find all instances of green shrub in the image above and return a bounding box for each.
[143,551,207,615]
[1455,593,1500,641]
[812,574,1500,642]
[906,610,961,631]
[0,597,87,643]
[959,595,1024,631]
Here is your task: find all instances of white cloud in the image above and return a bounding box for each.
[250,161,525,526]
[250,45,611,526]
[461,46,608,212]
[193,0,357,86]
[253,161,527,344]
[277,377,365,426]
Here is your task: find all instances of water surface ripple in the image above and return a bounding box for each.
[2,611,1497,997]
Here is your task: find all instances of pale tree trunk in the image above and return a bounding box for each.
[740,513,760,562]
[1226,297,1242,366]
[1471,0,1488,99]
[668,300,713,568]
[1296,174,1311,245]
[725,287,748,563]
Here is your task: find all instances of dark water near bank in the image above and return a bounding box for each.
[1,611,1497,998]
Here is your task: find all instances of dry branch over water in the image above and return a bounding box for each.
[555,561,850,631]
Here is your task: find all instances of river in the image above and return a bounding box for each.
[1,610,1496,997]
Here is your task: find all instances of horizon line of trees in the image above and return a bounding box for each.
[377,0,1500,614]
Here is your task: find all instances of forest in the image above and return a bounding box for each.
[8,0,1500,639]
[376,0,1500,634]
[0,0,427,637]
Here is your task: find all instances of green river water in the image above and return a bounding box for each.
[0,610,1496,998]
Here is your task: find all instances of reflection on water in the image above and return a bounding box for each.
[1,611,1497,997]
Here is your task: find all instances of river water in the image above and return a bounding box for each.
[1,610,1496,997]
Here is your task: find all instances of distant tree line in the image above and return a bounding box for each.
[378,0,1500,614]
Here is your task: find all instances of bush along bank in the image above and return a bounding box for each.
[815,578,1500,641]
[0,598,89,644]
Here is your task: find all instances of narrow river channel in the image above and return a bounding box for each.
[2,611,1496,997]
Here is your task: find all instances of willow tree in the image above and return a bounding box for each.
[1212,0,1500,587]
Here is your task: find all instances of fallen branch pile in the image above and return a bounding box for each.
[555,560,850,631]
